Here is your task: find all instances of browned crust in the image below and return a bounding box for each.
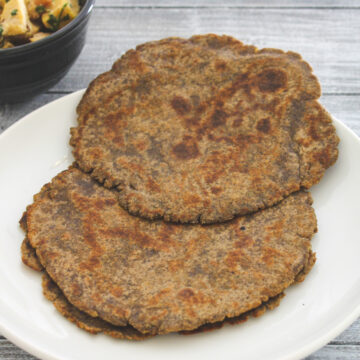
[20,212,43,271]
[22,240,315,339]
[294,250,316,283]
[21,233,149,340]
[23,167,317,335]
[181,293,286,335]
[182,251,316,335]
[21,238,43,271]
[42,272,151,340]
[42,270,285,339]
[71,34,338,224]
[291,101,339,188]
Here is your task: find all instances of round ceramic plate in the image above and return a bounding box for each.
[0,91,359,360]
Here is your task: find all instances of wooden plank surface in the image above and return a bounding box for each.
[50,7,360,94]
[97,0,360,8]
[0,0,359,359]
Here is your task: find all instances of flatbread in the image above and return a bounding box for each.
[71,34,338,223]
[21,215,149,340]
[41,272,284,339]
[24,167,317,335]
[21,236,43,271]
[41,272,151,340]
[22,241,315,338]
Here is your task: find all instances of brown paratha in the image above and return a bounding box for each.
[41,273,151,340]
[22,239,315,339]
[20,238,281,339]
[21,236,43,271]
[20,217,149,340]
[24,167,317,335]
[71,34,339,224]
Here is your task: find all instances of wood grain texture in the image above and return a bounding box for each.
[305,345,360,359]
[49,7,360,94]
[97,0,360,8]
[0,341,37,360]
[0,0,359,359]
[329,319,360,345]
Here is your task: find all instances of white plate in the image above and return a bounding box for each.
[0,91,359,360]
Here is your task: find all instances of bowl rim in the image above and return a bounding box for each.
[0,0,95,56]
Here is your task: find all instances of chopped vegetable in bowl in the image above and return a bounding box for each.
[0,0,84,48]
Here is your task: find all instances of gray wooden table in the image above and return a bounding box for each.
[1,0,359,359]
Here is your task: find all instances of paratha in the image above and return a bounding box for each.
[21,239,315,339]
[42,272,151,340]
[21,236,43,271]
[20,212,150,340]
[71,34,339,224]
[24,166,317,335]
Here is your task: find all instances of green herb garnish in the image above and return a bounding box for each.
[47,3,69,31]
[46,14,59,31]
[5,0,10,3]
[11,9,17,16]
[35,5,46,14]
[0,26,3,37]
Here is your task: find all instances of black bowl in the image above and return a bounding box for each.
[0,0,95,103]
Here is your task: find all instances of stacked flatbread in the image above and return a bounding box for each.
[20,34,339,339]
